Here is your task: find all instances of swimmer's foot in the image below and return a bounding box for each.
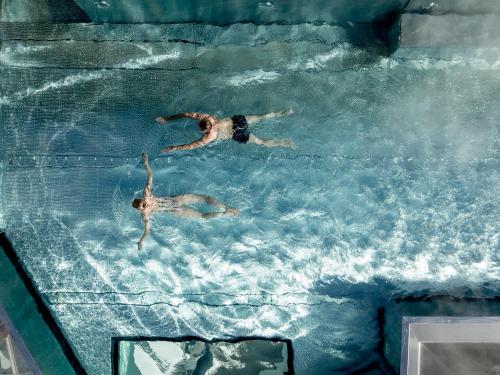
[283,108,294,116]
[225,208,239,216]
[155,116,167,124]
[161,146,175,153]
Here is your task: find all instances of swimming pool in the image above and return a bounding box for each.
[0,1,499,374]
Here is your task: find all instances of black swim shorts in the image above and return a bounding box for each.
[231,115,250,144]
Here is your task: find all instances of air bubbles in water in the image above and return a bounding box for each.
[94,0,111,8]
[257,1,274,9]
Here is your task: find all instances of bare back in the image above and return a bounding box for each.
[213,118,234,140]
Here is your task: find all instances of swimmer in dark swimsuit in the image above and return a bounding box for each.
[155,110,295,153]
[132,153,238,249]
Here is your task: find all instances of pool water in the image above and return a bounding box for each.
[1,12,499,375]
[117,339,290,374]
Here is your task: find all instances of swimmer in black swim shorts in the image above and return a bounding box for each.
[155,109,295,153]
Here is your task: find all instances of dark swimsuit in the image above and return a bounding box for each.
[231,115,250,144]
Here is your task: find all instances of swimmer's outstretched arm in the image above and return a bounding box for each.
[138,215,150,250]
[245,109,294,125]
[161,131,217,153]
[142,153,153,197]
[155,112,212,124]
[248,134,296,149]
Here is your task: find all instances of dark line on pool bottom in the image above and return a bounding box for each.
[49,300,345,308]
[49,290,316,297]
[0,37,204,44]
[3,65,201,72]
[0,232,87,375]
[112,335,294,375]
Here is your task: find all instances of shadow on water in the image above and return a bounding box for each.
[312,276,500,374]
[344,11,402,56]
[44,0,91,21]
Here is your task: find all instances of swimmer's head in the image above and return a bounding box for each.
[132,198,146,211]
[198,118,212,133]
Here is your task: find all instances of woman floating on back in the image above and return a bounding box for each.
[132,153,238,249]
[155,110,295,153]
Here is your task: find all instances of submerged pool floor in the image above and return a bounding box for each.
[0,22,499,374]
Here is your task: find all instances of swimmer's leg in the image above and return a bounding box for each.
[173,194,239,217]
[171,208,236,219]
[245,109,294,125]
[170,207,203,219]
[247,134,295,149]
[174,194,226,209]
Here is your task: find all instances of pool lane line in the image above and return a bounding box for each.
[0,232,87,375]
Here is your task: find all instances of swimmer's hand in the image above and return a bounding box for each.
[137,241,143,250]
[282,139,296,149]
[225,208,239,216]
[155,116,168,124]
[272,109,294,118]
[161,146,176,153]
[142,152,148,163]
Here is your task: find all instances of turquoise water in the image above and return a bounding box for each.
[1,16,499,375]
[118,339,289,374]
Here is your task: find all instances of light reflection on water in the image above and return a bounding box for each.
[1,23,499,374]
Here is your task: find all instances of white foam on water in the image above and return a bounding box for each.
[0,44,50,68]
[287,46,349,71]
[381,48,500,71]
[0,47,180,105]
[117,50,181,69]
[0,43,50,60]
[0,71,107,105]
[226,69,280,87]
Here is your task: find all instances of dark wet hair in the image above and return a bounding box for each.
[132,198,144,209]
[198,118,211,131]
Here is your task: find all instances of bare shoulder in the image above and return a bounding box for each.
[206,114,220,125]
